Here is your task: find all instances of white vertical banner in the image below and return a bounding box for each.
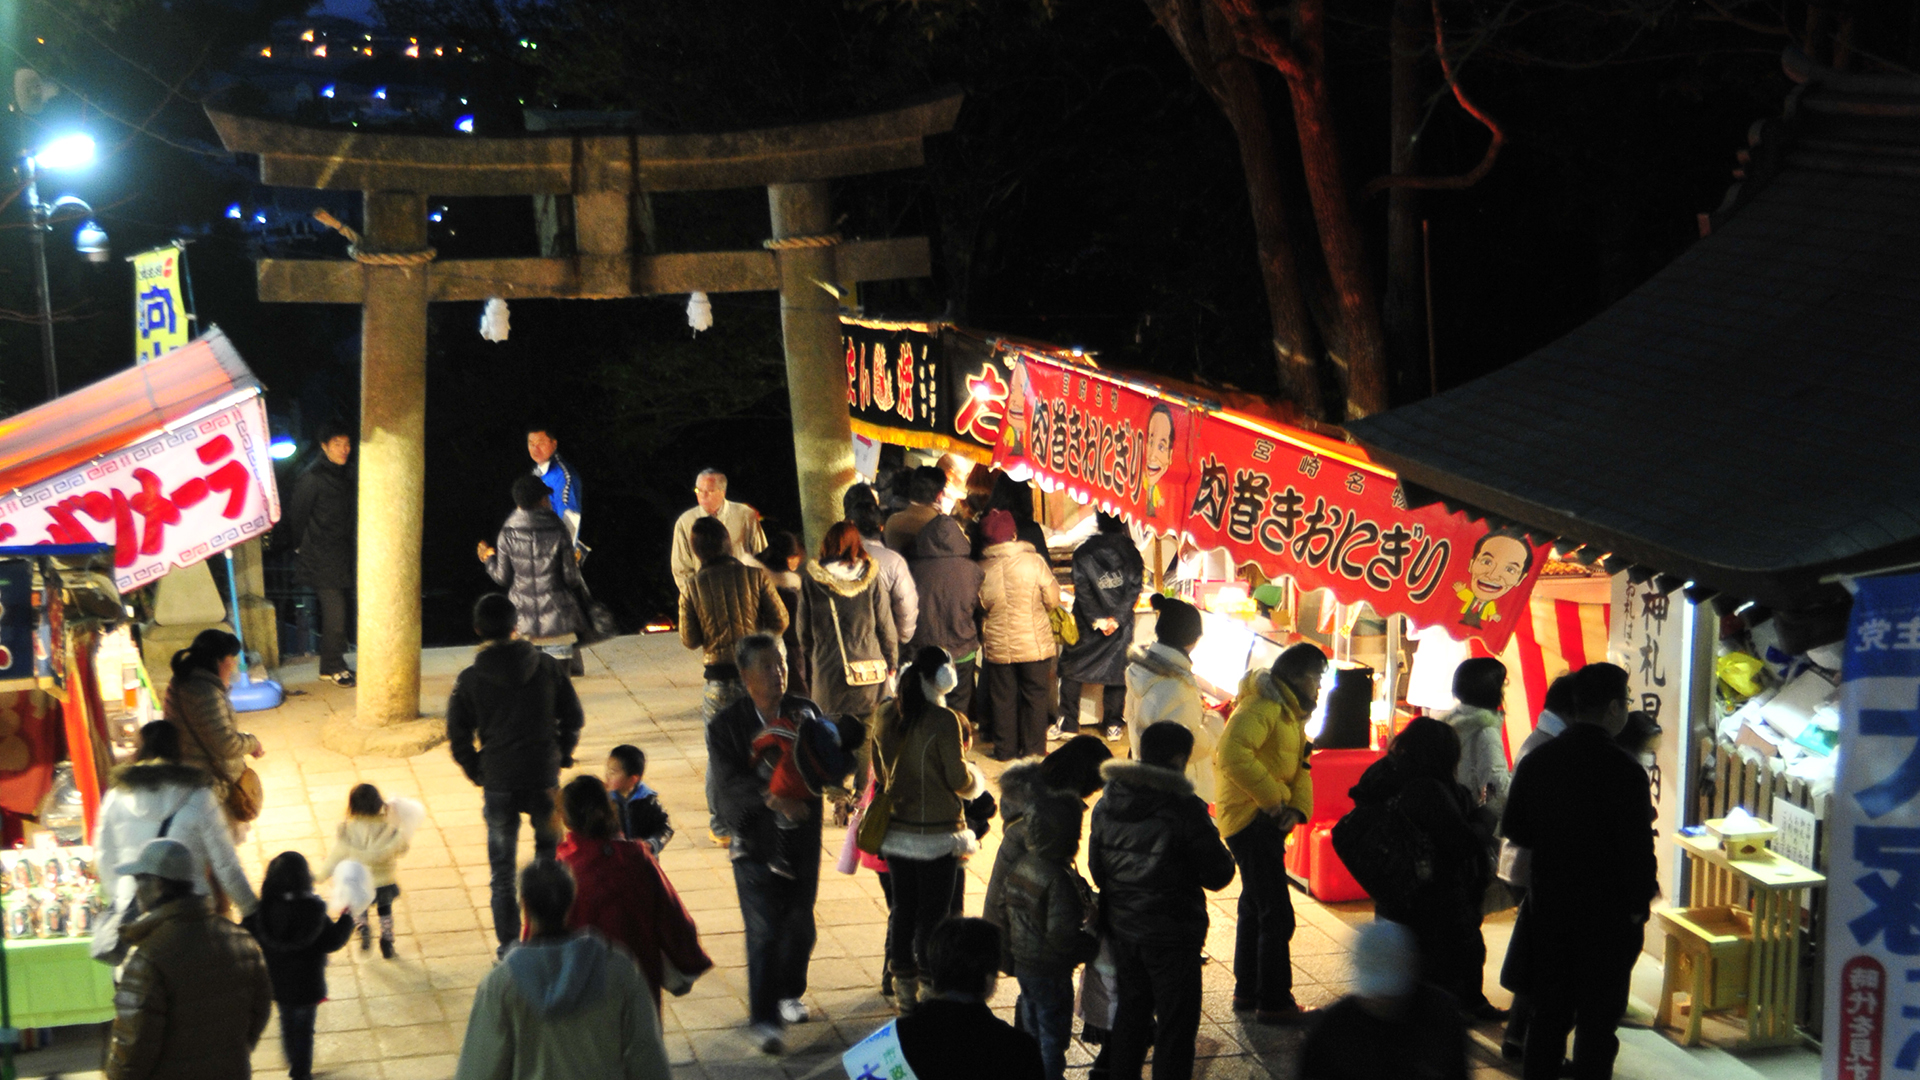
[1610,576,1690,917]
[1824,573,1920,1080]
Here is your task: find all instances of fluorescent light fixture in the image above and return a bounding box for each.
[34,133,95,172]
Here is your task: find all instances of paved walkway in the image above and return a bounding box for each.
[17,634,1820,1080]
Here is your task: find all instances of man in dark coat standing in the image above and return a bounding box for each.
[1499,662,1655,1080]
[280,424,357,687]
[1055,513,1143,740]
[908,514,985,717]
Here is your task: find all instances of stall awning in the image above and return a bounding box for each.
[1346,57,1920,612]
[0,328,260,493]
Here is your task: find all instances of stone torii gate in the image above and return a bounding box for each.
[208,95,961,750]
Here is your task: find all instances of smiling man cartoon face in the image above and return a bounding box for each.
[1140,404,1175,515]
[1454,531,1534,628]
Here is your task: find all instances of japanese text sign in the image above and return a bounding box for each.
[1827,573,1920,1080]
[131,246,191,363]
[843,322,1016,457]
[840,1019,919,1080]
[993,355,1195,530]
[0,396,279,593]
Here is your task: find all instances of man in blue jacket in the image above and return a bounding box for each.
[527,424,583,551]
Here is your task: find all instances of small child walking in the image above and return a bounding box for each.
[750,706,864,878]
[248,852,356,1080]
[319,784,412,959]
[605,744,674,854]
[1005,789,1101,1080]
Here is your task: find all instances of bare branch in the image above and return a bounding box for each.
[1212,0,1306,82]
[1365,0,1505,195]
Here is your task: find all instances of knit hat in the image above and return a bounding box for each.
[981,509,1016,545]
[1351,919,1418,999]
[1149,594,1203,649]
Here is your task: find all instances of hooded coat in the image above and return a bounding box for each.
[95,761,258,914]
[486,506,586,640]
[557,834,712,1011]
[1006,789,1100,976]
[981,759,1045,971]
[1214,669,1316,841]
[105,896,273,1080]
[319,815,410,888]
[447,639,586,792]
[454,933,671,1080]
[1123,645,1220,802]
[1443,704,1511,819]
[908,515,985,660]
[797,557,898,716]
[281,456,355,589]
[1057,531,1143,686]
[979,540,1060,665]
[1088,760,1236,949]
[247,893,354,1006]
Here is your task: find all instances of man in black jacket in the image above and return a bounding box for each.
[708,633,821,1055]
[1090,721,1237,1080]
[1055,513,1143,739]
[1499,662,1654,1080]
[893,917,1045,1080]
[446,594,585,958]
[280,424,357,687]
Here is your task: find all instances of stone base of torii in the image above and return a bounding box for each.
[209,94,961,751]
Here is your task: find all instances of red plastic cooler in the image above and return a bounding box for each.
[1283,747,1383,902]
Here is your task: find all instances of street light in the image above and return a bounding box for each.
[19,132,107,401]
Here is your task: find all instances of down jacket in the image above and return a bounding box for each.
[96,762,258,914]
[248,893,354,1006]
[908,516,984,660]
[486,506,586,639]
[105,896,273,1080]
[1088,759,1235,950]
[319,815,411,889]
[164,670,261,808]
[1005,789,1100,977]
[979,540,1060,665]
[1123,645,1220,801]
[982,759,1046,972]
[1214,669,1316,841]
[797,558,899,717]
[678,556,788,673]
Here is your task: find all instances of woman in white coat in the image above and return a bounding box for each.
[1442,657,1511,820]
[1123,595,1222,800]
[96,721,258,918]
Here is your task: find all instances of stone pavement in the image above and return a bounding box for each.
[17,633,1820,1080]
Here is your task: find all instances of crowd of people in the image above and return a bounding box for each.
[179,438,1660,1080]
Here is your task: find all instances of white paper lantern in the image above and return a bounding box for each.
[480,296,510,342]
[686,291,713,332]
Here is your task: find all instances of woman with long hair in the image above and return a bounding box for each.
[797,521,898,716]
[164,630,263,822]
[871,646,986,1013]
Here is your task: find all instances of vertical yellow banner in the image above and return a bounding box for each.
[132,245,190,362]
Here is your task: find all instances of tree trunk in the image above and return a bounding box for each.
[1383,0,1425,405]
[1199,3,1326,421]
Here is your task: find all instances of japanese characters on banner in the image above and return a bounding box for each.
[131,246,191,363]
[0,396,279,594]
[842,322,1017,458]
[1611,576,1691,921]
[1826,573,1920,1080]
[994,355,1195,530]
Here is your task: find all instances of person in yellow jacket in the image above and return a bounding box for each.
[1214,642,1327,1024]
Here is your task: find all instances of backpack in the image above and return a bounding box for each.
[1329,794,1435,912]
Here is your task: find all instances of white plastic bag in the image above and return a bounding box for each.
[388,797,427,841]
[331,859,374,918]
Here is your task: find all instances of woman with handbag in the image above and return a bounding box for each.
[166,629,265,833]
[978,509,1062,762]
[868,646,987,1014]
[797,522,898,717]
[94,721,258,962]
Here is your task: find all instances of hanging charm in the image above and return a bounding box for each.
[686,291,712,333]
[480,297,510,342]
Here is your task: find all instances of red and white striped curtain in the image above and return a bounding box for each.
[1474,596,1611,765]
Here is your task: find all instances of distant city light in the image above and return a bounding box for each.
[312,44,326,58]
[373,87,387,100]
[320,84,335,98]
[434,47,445,57]
[254,211,267,224]
[260,46,272,58]
[455,115,475,133]
[405,45,419,58]
[301,29,314,41]
[270,437,298,460]
[429,210,444,222]
[225,203,243,219]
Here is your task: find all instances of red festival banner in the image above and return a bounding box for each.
[995,354,1548,652]
[995,355,1196,532]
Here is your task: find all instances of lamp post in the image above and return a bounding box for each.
[20,133,104,402]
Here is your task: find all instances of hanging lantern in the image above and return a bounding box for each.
[480,297,509,342]
[686,291,712,332]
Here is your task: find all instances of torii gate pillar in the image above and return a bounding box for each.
[210,94,960,749]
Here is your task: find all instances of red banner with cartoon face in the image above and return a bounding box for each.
[994,357,1195,530]
[1183,412,1549,652]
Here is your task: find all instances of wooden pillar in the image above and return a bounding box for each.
[355,191,429,727]
[768,182,856,552]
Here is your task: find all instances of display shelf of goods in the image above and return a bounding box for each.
[0,846,116,1027]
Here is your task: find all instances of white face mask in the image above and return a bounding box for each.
[1639,752,1656,769]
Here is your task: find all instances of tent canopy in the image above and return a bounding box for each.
[1347,54,1920,611]
[0,329,260,493]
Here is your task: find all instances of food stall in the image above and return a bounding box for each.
[0,328,281,1030]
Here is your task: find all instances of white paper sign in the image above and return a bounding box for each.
[842,1019,919,1080]
[1772,798,1817,870]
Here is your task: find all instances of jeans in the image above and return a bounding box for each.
[1057,678,1125,733]
[1108,938,1204,1080]
[316,587,353,675]
[484,787,559,950]
[1225,813,1296,1010]
[1525,921,1641,1080]
[703,679,746,836]
[984,658,1056,760]
[1017,971,1077,1080]
[279,1002,318,1080]
[733,855,820,1026]
[886,854,957,978]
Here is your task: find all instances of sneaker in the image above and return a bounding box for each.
[707,829,731,847]
[380,938,395,960]
[1102,724,1125,742]
[749,1022,784,1055]
[1046,723,1068,742]
[326,670,356,688]
[778,998,810,1024]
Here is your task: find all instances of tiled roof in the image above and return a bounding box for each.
[1347,54,1920,609]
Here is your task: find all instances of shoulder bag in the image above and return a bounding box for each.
[178,710,264,823]
[830,595,889,687]
[91,799,185,964]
